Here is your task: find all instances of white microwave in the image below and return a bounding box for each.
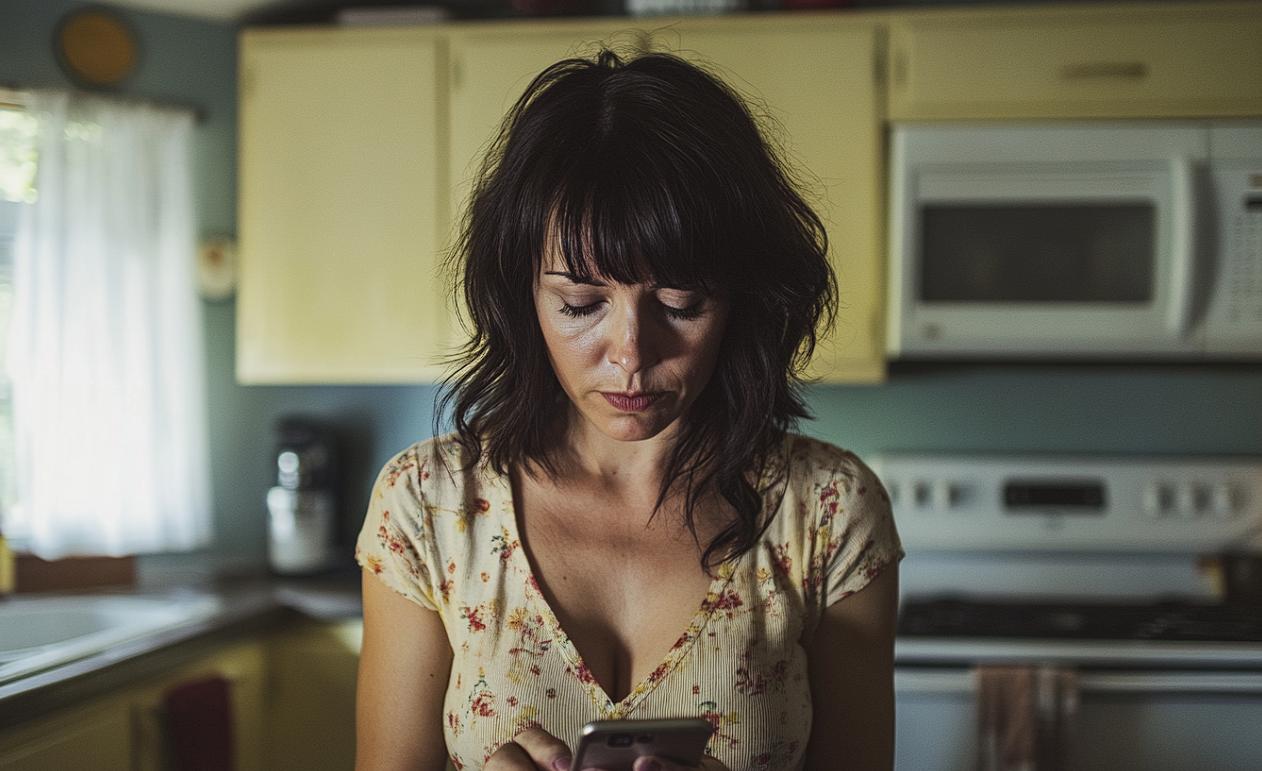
[887,121,1262,360]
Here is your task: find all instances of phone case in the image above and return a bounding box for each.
[573,718,713,771]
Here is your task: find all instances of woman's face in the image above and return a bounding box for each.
[533,252,729,444]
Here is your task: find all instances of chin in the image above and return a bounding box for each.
[599,414,676,443]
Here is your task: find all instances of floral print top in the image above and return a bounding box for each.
[355,432,902,771]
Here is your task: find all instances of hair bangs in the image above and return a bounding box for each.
[542,146,723,297]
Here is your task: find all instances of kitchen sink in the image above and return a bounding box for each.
[0,593,222,684]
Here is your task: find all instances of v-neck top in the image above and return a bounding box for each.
[356,432,902,771]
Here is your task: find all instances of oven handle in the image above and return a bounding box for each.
[896,667,1262,695]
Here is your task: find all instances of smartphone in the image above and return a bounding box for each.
[573,718,713,771]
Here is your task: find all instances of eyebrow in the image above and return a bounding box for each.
[542,271,698,294]
[544,271,606,287]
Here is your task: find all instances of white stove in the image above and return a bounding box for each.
[870,453,1262,771]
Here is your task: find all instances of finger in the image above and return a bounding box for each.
[484,741,535,771]
[512,726,574,771]
[630,755,729,771]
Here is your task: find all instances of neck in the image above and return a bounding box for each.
[549,407,680,493]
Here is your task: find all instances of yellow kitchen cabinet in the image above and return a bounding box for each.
[262,618,362,771]
[0,640,267,771]
[887,0,1262,121]
[0,701,130,771]
[446,20,638,237]
[448,14,886,382]
[654,14,886,382]
[237,27,454,383]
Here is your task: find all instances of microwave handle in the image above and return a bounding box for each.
[1166,157,1199,338]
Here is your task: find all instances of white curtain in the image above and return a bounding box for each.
[8,90,212,558]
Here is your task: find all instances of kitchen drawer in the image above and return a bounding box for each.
[888,1,1262,121]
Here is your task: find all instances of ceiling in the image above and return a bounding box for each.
[108,0,271,22]
[106,0,509,24]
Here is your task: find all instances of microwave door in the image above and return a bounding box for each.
[890,164,1206,358]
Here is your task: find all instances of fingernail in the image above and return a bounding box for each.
[635,759,662,771]
[553,757,572,771]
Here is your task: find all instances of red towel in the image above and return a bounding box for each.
[975,665,1078,771]
[163,675,236,771]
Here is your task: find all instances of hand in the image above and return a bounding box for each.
[485,727,573,771]
[627,756,730,771]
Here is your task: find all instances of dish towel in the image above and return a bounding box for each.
[975,665,1079,771]
[163,675,236,771]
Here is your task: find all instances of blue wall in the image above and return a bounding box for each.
[3,0,1261,579]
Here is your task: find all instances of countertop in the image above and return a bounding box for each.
[0,578,363,729]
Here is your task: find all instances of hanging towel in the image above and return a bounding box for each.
[975,665,1078,771]
[163,674,236,771]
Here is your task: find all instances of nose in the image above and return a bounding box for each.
[607,302,659,375]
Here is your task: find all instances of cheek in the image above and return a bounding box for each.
[536,314,601,375]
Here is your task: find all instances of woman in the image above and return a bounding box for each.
[355,49,901,771]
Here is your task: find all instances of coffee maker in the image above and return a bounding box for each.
[266,417,339,575]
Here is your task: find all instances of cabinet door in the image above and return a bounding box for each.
[449,16,886,383]
[888,2,1262,121]
[448,21,640,224]
[0,641,265,771]
[0,704,131,771]
[263,620,362,771]
[659,15,886,382]
[238,28,451,383]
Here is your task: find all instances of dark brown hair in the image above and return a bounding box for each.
[441,49,835,569]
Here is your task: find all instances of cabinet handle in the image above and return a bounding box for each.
[1059,61,1148,81]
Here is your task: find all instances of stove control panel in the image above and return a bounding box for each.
[870,454,1262,552]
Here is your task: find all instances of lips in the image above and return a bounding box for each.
[601,392,664,412]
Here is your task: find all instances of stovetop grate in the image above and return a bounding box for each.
[898,599,1262,643]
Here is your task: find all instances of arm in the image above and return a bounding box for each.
[803,563,900,771]
[357,568,454,771]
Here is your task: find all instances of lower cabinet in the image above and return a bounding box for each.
[0,620,367,771]
[0,641,268,771]
[262,619,363,771]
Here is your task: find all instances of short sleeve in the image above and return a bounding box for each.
[355,444,440,611]
[822,455,902,607]
[790,437,903,609]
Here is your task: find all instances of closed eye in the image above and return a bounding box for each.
[661,301,704,321]
[559,301,602,318]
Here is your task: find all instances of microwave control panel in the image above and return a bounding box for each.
[1207,127,1262,349]
[871,453,1262,552]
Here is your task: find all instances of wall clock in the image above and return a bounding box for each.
[55,7,139,89]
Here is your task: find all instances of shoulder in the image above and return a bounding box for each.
[373,433,489,495]
[782,434,886,502]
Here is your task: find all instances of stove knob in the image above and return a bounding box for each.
[1143,482,1175,517]
[913,481,932,509]
[1210,484,1239,519]
[1176,483,1199,518]
[931,480,962,509]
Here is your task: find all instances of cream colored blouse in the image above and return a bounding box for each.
[356,433,901,771]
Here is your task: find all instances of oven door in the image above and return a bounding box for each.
[894,655,1262,771]
[887,123,1209,359]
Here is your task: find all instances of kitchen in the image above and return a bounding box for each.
[2,0,1262,769]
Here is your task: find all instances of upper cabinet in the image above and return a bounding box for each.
[236,2,1262,385]
[447,20,639,221]
[237,27,453,383]
[447,14,886,383]
[888,1,1262,121]
[239,14,886,385]
[656,15,885,382]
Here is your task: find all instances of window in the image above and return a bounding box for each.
[1,92,210,557]
[0,104,38,539]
